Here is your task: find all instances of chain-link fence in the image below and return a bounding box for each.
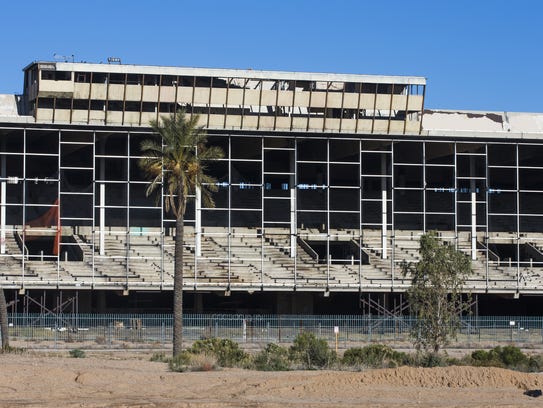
[5,314,543,349]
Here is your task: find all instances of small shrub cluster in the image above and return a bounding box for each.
[168,351,192,372]
[342,344,409,369]
[150,351,168,363]
[289,332,337,369]
[156,335,543,374]
[69,348,86,358]
[253,343,290,371]
[168,351,219,372]
[188,338,251,368]
[466,346,540,371]
[0,345,26,355]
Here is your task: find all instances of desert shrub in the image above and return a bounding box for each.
[253,343,290,371]
[469,349,501,367]
[188,353,218,371]
[469,346,529,370]
[342,344,409,368]
[189,338,250,368]
[498,346,528,368]
[168,351,192,372]
[289,331,336,369]
[528,354,543,372]
[415,352,448,367]
[0,345,25,354]
[168,351,218,372]
[69,348,86,358]
[150,351,168,362]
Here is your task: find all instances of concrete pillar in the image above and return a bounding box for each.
[195,186,201,257]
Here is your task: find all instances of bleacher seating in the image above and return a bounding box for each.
[0,227,542,293]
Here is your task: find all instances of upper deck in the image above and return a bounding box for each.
[22,61,426,134]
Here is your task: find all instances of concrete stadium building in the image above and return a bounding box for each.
[1,60,543,315]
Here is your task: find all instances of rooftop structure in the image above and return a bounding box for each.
[22,61,426,134]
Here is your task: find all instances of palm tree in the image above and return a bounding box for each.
[139,110,223,356]
[0,288,9,350]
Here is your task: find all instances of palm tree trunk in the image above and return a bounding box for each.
[0,288,9,350]
[173,212,184,356]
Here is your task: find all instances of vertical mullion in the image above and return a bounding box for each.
[371,83,377,134]
[207,77,213,128]
[56,130,61,284]
[423,142,426,232]
[126,132,131,288]
[358,139,362,290]
[387,84,394,134]
[22,129,26,284]
[419,85,426,135]
[485,143,490,289]
[290,80,296,131]
[224,78,231,129]
[92,130,96,285]
[105,73,110,124]
[454,142,458,251]
[256,80,263,130]
[323,82,330,132]
[121,73,127,125]
[516,143,520,292]
[293,137,298,288]
[339,82,346,133]
[403,85,410,134]
[228,135,231,287]
[390,140,395,289]
[87,72,93,125]
[261,136,264,287]
[326,137,330,289]
[138,74,145,126]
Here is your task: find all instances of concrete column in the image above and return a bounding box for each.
[195,185,201,257]
[471,190,477,261]
[1,144,5,255]
[290,188,296,258]
[470,157,477,261]
[99,183,105,256]
[381,155,387,259]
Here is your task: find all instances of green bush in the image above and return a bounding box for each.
[188,353,218,371]
[469,349,501,367]
[69,349,86,358]
[416,352,448,367]
[499,346,528,368]
[528,354,543,372]
[342,344,408,368]
[189,338,250,368]
[289,331,336,369]
[168,351,192,372]
[253,343,290,371]
[150,351,168,362]
[469,346,529,370]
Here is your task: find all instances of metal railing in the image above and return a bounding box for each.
[4,314,543,348]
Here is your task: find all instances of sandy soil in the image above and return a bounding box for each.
[1,352,543,407]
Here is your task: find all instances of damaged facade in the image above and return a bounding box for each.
[0,61,542,314]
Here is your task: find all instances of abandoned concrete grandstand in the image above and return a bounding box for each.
[1,60,543,314]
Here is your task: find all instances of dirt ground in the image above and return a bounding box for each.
[1,352,543,407]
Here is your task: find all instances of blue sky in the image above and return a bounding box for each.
[1,0,541,112]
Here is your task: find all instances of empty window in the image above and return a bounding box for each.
[41,70,71,81]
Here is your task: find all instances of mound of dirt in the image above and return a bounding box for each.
[0,353,542,407]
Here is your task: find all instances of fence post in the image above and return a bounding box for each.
[161,321,165,346]
[242,319,247,343]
